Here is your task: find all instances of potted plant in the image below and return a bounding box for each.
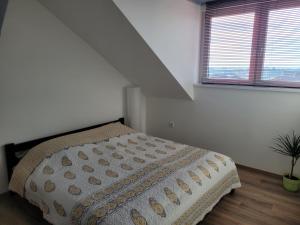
[272,131,300,192]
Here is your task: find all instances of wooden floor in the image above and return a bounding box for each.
[0,165,299,225]
[199,165,300,225]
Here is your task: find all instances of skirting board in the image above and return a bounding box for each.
[236,164,281,179]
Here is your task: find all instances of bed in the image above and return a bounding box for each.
[5,118,241,225]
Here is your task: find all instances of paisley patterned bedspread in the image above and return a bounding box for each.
[9,123,241,225]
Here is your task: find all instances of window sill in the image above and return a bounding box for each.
[194,83,300,94]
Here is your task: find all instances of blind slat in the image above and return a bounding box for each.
[202,0,300,86]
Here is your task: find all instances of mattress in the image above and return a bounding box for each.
[9,122,241,225]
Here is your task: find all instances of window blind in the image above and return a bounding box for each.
[201,0,300,87]
[262,6,300,83]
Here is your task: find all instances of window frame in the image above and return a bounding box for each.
[200,0,300,88]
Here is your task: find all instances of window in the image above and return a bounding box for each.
[201,0,300,88]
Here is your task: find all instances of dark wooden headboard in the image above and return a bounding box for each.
[4,118,125,181]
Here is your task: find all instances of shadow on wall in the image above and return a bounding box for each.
[0,0,130,193]
[0,0,8,34]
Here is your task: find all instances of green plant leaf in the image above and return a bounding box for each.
[271,131,300,178]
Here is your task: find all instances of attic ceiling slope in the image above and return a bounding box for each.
[112,0,201,99]
[38,0,193,99]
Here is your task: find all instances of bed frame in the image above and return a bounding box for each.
[4,118,125,182]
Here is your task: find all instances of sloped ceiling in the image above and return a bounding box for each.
[112,0,201,99]
[38,0,198,99]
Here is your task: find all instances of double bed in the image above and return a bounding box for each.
[5,118,241,225]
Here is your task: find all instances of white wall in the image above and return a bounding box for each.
[125,86,147,132]
[38,0,190,99]
[112,0,201,98]
[0,0,130,193]
[147,86,300,176]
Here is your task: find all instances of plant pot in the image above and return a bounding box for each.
[282,175,300,192]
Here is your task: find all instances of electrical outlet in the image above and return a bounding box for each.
[168,121,175,128]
